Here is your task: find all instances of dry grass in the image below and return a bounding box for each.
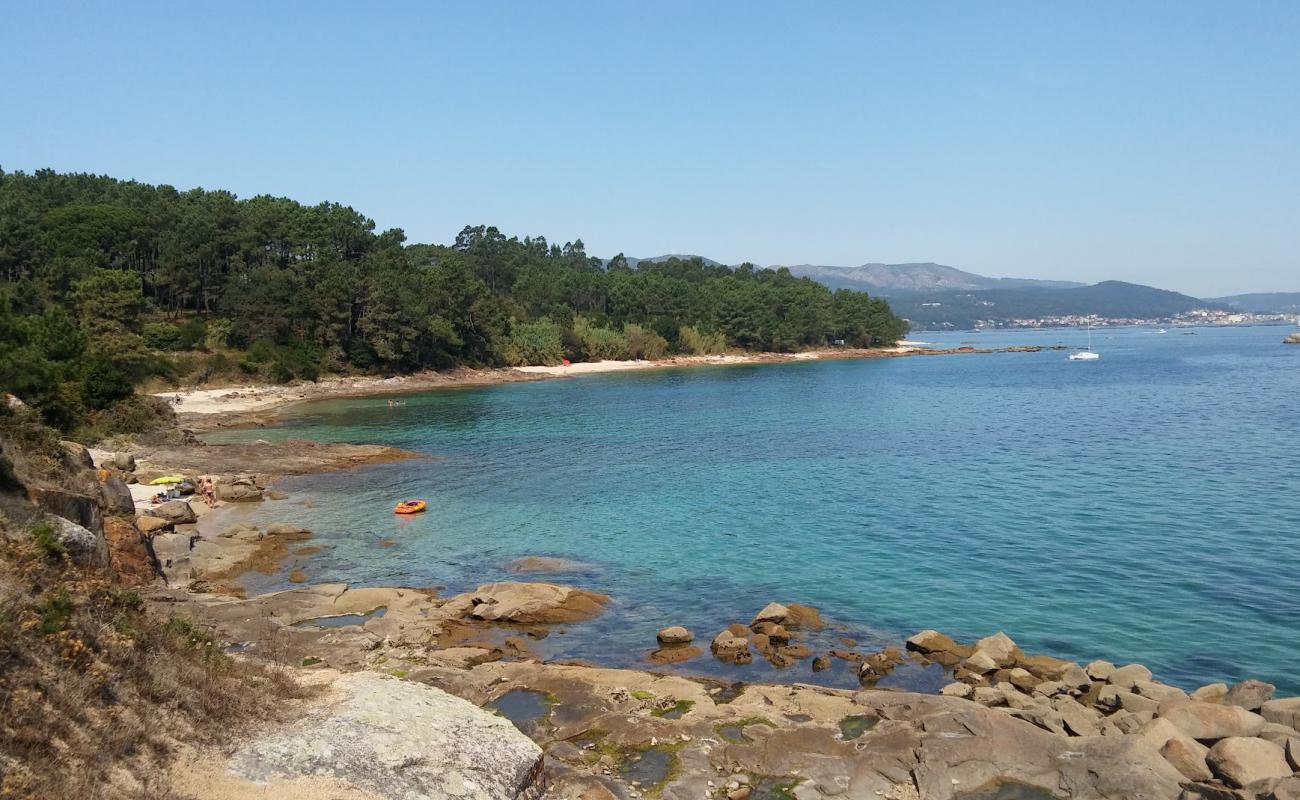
[0,532,313,800]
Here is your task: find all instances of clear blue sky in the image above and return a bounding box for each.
[2,2,1297,296]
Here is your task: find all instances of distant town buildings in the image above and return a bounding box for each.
[930,309,1299,330]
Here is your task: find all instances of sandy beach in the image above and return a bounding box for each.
[155,341,956,429]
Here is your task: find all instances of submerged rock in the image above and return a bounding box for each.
[227,672,542,799]
[506,555,588,573]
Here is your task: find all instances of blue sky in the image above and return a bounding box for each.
[2,2,1296,296]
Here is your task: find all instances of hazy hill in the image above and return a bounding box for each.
[893,281,1225,329]
[1208,292,1300,313]
[781,262,1083,293]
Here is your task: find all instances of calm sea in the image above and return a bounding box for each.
[208,325,1300,693]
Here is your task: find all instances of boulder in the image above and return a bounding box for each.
[152,500,197,525]
[1086,660,1116,681]
[1286,333,1300,344]
[811,655,831,672]
[972,687,1002,706]
[1118,690,1160,715]
[1224,679,1276,711]
[1133,679,1189,703]
[98,475,136,514]
[906,629,959,655]
[28,487,103,536]
[1161,735,1213,781]
[1192,683,1229,703]
[1288,738,1300,771]
[711,632,752,664]
[1109,663,1154,689]
[1136,717,1186,750]
[940,682,973,698]
[1261,776,1300,800]
[974,631,1019,666]
[1060,663,1092,686]
[103,516,158,585]
[110,452,136,472]
[962,650,998,674]
[1206,737,1292,788]
[216,481,264,502]
[656,626,693,645]
[60,440,95,471]
[226,672,542,799]
[1262,698,1300,730]
[1006,667,1038,691]
[467,582,609,623]
[136,515,171,533]
[1159,699,1267,741]
[50,516,108,567]
[1052,695,1099,736]
[1258,723,1300,745]
[1017,653,1073,680]
[750,602,789,626]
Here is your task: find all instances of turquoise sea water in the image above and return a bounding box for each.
[209,325,1300,693]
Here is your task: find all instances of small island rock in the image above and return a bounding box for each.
[656,626,693,645]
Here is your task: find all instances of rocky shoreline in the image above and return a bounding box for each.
[58,407,1298,799]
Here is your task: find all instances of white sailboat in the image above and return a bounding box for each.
[1069,320,1100,361]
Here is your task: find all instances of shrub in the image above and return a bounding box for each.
[178,317,207,349]
[204,317,233,349]
[502,318,565,366]
[36,589,74,633]
[79,353,135,410]
[29,522,66,562]
[573,316,628,361]
[623,324,668,360]
[142,322,184,351]
[677,325,728,355]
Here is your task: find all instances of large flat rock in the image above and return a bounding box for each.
[227,672,542,800]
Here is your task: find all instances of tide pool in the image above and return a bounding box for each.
[208,325,1300,692]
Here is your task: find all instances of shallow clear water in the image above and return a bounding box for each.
[209,325,1300,693]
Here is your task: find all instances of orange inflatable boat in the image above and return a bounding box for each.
[394,500,427,514]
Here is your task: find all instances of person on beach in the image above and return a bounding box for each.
[200,477,216,506]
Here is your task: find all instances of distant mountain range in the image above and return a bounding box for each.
[888,281,1226,330]
[614,254,1288,329]
[1207,292,1300,314]
[778,262,1084,293]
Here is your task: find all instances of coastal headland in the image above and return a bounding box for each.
[42,347,1297,800]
